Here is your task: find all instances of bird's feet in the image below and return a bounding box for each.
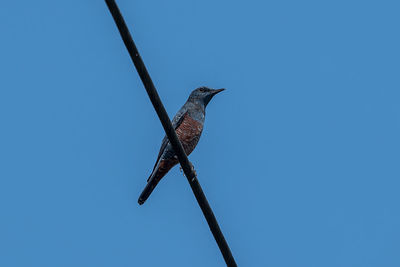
[189,161,197,182]
[179,162,197,181]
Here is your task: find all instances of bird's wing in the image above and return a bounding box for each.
[151,109,188,171]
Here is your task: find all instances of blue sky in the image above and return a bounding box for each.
[1,0,399,266]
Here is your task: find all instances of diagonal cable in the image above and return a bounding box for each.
[104,1,237,266]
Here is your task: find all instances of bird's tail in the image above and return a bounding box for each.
[138,177,159,205]
[138,159,176,205]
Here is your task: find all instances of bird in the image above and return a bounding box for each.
[138,86,225,205]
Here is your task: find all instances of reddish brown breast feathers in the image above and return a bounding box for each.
[175,113,203,155]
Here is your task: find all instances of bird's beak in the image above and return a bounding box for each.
[211,88,225,95]
[204,88,225,106]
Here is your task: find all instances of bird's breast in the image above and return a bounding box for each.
[175,113,203,155]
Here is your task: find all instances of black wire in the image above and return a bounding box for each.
[104,1,237,266]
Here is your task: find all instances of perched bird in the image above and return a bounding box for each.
[138,87,225,205]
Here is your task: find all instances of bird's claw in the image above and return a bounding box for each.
[189,162,197,182]
[179,166,185,176]
[180,162,197,181]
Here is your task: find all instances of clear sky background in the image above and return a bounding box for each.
[1,0,399,266]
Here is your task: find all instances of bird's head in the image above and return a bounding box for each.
[188,86,225,107]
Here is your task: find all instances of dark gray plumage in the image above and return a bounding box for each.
[138,87,225,205]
